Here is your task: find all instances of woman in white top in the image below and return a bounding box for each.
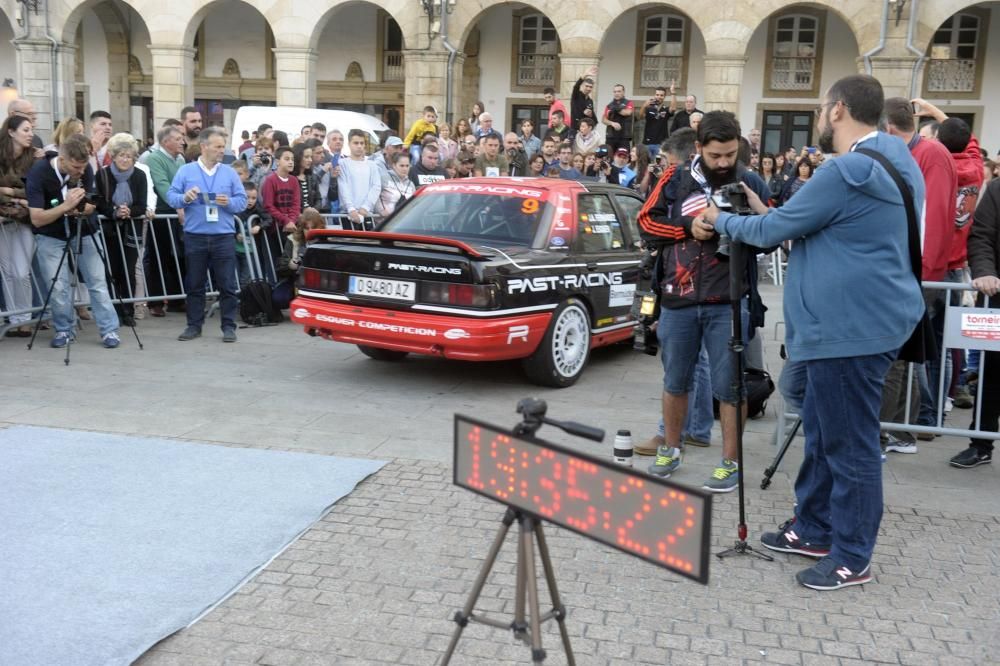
[376,152,416,220]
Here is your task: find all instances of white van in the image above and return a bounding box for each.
[229,106,389,154]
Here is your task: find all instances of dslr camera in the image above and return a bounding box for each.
[258,153,271,166]
[630,245,661,356]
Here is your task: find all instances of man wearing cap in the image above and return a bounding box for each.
[600,147,636,188]
[371,136,404,183]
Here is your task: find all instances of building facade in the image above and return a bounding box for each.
[2,0,998,152]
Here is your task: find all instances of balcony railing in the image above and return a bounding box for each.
[770,56,815,91]
[639,55,683,89]
[517,54,556,87]
[926,58,976,93]
[383,52,404,82]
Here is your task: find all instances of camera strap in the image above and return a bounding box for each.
[854,148,921,282]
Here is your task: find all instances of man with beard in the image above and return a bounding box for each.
[636,110,770,493]
[570,66,598,130]
[704,74,925,590]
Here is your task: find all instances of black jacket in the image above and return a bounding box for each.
[96,166,148,221]
[24,153,98,239]
[968,178,1000,281]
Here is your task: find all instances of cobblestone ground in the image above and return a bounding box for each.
[135,457,1000,666]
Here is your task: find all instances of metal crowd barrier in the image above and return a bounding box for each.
[770,280,999,446]
[321,213,377,232]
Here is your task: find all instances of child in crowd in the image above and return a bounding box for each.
[235,181,262,288]
[248,136,275,191]
[261,146,300,234]
[231,160,249,183]
[403,106,438,163]
[273,207,325,309]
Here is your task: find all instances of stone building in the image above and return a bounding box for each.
[2,0,998,152]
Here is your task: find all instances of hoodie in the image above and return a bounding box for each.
[714,132,925,362]
[948,134,984,270]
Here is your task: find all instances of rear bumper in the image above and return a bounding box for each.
[290,296,551,361]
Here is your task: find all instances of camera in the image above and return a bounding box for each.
[631,289,660,356]
[258,153,271,166]
[75,192,96,213]
[594,145,609,159]
[711,183,753,259]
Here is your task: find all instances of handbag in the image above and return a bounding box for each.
[855,148,936,364]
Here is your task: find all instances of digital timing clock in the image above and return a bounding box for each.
[453,415,712,583]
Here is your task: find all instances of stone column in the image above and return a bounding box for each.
[558,54,600,108]
[402,49,453,129]
[866,56,921,99]
[129,97,146,143]
[702,55,748,113]
[13,38,76,138]
[272,48,318,107]
[150,45,195,128]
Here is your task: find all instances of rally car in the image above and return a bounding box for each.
[289,178,648,387]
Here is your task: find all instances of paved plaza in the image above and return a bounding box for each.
[2,284,998,665]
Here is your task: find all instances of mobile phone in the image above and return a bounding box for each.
[806,147,816,154]
[911,102,921,114]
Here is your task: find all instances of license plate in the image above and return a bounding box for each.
[348,276,416,301]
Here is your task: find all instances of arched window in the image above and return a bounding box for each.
[770,14,818,91]
[639,14,685,89]
[516,13,558,88]
[927,13,981,93]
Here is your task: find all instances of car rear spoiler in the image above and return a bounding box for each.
[307,229,491,259]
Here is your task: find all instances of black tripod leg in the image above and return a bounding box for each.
[761,417,802,489]
[534,522,574,666]
[440,509,517,666]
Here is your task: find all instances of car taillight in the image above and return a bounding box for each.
[302,268,321,289]
[422,283,496,308]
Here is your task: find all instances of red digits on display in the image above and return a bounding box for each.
[463,425,699,574]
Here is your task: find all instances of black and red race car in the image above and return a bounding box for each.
[289,178,648,387]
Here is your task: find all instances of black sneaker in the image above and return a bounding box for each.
[796,557,872,591]
[949,447,992,469]
[178,326,202,341]
[760,518,831,558]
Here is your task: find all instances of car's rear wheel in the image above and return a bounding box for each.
[522,298,591,388]
[357,345,409,361]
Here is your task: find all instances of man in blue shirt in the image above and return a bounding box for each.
[167,127,248,342]
[703,75,925,591]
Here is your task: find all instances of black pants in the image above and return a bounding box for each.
[102,220,139,318]
[144,215,185,306]
[971,348,1000,453]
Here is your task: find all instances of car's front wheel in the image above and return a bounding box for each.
[357,345,409,361]
[522,298,591,388]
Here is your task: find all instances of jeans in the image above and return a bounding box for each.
[183,232,238,331]
[145,215,185,306]
[793,352,894,571]
[657,346,712,443]
[35,232,119,336]
[778,359,807,414]
[101,219,140,319]
[917,287,947,426]
[0,221,35,324]
[658,303,743,403]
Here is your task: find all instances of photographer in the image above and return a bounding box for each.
[602,84,634,153]
[636,111,770,493]
[639,82,676,158]
[247,136,275,190]
[26,134,121,348]
[504,133,527,176]
[598,147,636,188]
[706,75,925,590]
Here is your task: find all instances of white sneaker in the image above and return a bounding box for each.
[944,397,954,414]
[884,434,917,454]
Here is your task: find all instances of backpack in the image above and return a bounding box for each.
[239,279,283,326]
[712,368,775,420]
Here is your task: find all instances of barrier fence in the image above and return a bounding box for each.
[0,212,379,336]
[772,280,1000,448]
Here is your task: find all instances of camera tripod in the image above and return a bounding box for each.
[27,214,143,364]
[715,241,772,562]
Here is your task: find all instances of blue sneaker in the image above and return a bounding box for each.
[796,557,872,591]
[703,459,739,493]
[102,331,121,349]
[50,331,74,348]
[648,445,681,477]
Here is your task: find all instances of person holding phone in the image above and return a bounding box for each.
[167,127,247,343]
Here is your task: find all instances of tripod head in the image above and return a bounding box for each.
[513,397,605,442]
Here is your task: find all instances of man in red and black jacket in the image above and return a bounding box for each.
[637,111,771,493]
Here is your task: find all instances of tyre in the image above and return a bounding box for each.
[357,345,409,361]
[522,298,591,388]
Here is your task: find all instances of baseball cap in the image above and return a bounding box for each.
[615,147,629,157]
[385,136,404,147]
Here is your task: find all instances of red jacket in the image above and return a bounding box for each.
[910,137,957,281]
[261,172,301,232]
[948,134,984,270]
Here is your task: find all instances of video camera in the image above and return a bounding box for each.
[710,182,753,259]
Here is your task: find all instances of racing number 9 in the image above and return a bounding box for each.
[521,199,539,215]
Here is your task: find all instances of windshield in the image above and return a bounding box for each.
[381,189,551,247]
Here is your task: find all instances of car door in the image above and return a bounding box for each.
[573,192,641,328]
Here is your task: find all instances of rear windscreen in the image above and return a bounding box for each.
[382,190,551,247]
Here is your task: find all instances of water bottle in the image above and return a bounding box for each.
[613,429,633,467]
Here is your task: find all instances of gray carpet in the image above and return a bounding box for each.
[0,425,385,666]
